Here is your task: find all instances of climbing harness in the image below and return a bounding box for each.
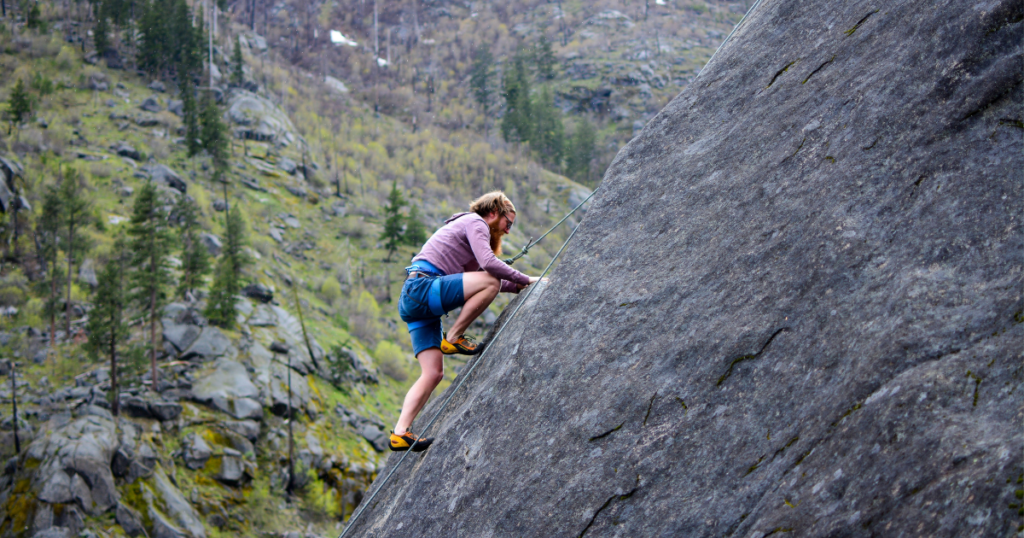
[337,219,587,538]
[503,188,598,265]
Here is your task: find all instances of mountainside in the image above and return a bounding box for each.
[0,5,599,537]
[349,0,1024,535]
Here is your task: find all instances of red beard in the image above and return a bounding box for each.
[487,218,505,256]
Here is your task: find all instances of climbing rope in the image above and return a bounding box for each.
[338,219,587,538]
[503,187,598,265]
[696,0,766,80]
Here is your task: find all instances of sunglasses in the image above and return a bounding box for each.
[503,213,515,231]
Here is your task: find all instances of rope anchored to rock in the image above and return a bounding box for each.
[503,187,598,265]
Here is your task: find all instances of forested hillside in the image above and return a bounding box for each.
[0,0,735,536]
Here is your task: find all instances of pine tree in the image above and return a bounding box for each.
[205,207,249,328]
[174,193,210,300]
[200,93,229,180]
[181,79,202,158]
[470,43,494,114]
[565,117,597,183]
[58,171,94,340]
[500,52,533,144]
[127,181,174,390]
[6,79,31,132]
[137,0,203,80]
[94,16,111,56]
[230,35,244,87]
[34,184,65,361]
[532,85,565,169]
[86,238,129,416]
[379,181,408,262]
[534,35,556,81]
[403,204,427,248]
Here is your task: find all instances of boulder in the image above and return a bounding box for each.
[242,283,274,304]
[116,502,147,537]
[148,80,166,93]
[149,400,183,421]
[149,467,206,537]
[226,89,299,146]
[163,323,202,354]
[20,416,120,516]
[215,454,246,486]
[222,420,260,442]
[200,233,222,256]
[112,141,141,160]
[347,0,1024,536]
[167,99,184,116]
[31,528,72,538]
[277,157,297,175]
[181,433,211,470]
[140,96,162,113]
[139,164,187,194]
[182,326,232,360]
[247,305,276,326]
[78,258,98,288]
[191,359,262,419]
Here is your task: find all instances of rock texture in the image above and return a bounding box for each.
[350,0,1023,536]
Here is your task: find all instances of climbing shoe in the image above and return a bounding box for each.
[389,430,433,452]
[441,333,480,355]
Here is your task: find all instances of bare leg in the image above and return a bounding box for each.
[394,347,444,434]
[447,272,499,341]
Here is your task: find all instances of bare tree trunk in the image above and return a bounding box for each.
[10,363,19,455]
[286,350,294,494]
[149,274,158,391]
[64,221,75,340]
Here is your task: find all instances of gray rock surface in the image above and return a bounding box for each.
[350,0,1023,536]
[200,233,222,256]
[226,89,299,146]
[191,359,262,419]
[182,327,232,360]
[140,96,162,113]
[139,164,187,194]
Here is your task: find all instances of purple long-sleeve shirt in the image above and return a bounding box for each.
[411,212,530,293]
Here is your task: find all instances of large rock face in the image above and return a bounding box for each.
[350,0,1022,536]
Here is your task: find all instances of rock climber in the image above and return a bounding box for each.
[389,191,543,452]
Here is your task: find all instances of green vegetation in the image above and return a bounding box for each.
[5,78,31,131]
[127,180,175,387]
[205,206,249,328]
[84,237,129,414]
[174,193,211,300]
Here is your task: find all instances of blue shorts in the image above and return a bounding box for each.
[399,264,465,356]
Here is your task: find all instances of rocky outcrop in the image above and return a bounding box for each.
[350,0,1023,536]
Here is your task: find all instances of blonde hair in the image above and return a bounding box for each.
[470,191,516,218]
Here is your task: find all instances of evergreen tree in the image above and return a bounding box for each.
[403,204,427,248]
[531,85,565,168]
[94,16,111,56]
[6,79,31,132]
[137,0,203,80]
[565,117,597,183]
[379,181,408,262]
[469,43,494,114]
[181,79,202,158]
[34,184,65,358]
[534,35,556,81]
[200,93,230,179]
[205,207,249,328]
[58,172,94,339]
[127,181,174,390]
[26,2,42,29]
[86,238,129,416]
[230,35,244,87]
[500,53,533,144]
[174,193,210,300]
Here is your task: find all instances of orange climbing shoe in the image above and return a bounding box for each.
[389,430,433,452]
[441,333,480,355]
